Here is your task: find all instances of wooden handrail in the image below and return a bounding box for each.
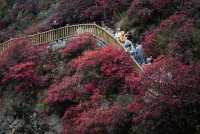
[0,23,142,71]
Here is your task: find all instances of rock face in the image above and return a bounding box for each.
[48,39,67,51]
[0,112,14,134]
[47,37,106,51]
[0,111,62,134]
[0,86,62,134]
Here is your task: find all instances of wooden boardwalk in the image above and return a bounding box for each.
[0,23,142,71]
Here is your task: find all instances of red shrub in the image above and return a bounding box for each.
[178,19,194,33]
[71,45,134,77]
[1,62,39,92]
[121,58,196,133]
[0,39,48,92]
[159,11,187,29]
[45,75,82,104]
[0,39,47,65]
[70,45,136,94]
[124,72,143,95]
[62,104,130,134]
[52,0,94,25]
[142,31,160,58]
[46,45,140,107]
[61,34,96,61]
[0,39,29,80]
[129,57,200,133]
[142,12,197,60]
[150,0,172,10]
[84,0,126,22]
[99,46,134,77]
[143,31,157,45]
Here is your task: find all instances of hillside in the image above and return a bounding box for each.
[0,0,130,42]
[0,0,200,134]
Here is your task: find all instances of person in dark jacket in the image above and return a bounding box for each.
[52,20,59,29]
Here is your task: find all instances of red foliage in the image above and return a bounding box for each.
[142,31,160,58]
[70,45,136,94]
[143,31,157,45]
[61,34,96,60]
[62,104,130,134]
[0,39,47,65]
[46,45,140,107]
[1,62,39,92]
[150,0,172,10]
[0,39,30,79]
[159,12,187,29]
[142,11,197,59]
[128,102,144,113]
[178,18,195,33]
[71,45,134,77]
[124,72,144,95]
[130,57,200,127]
[45,75,82,104]
[128,0,173,19]
[84,0,126,22]
[51,0,94,25]
[125,57,200,134]
[0,39,48,92]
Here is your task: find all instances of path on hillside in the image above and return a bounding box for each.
[0,23,142,71]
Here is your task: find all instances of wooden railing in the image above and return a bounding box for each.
[0,23,142,70]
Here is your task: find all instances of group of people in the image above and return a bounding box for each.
[114,28,153,65]
[51,20,153,65]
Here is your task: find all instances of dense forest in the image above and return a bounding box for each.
[0,0,200,134]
